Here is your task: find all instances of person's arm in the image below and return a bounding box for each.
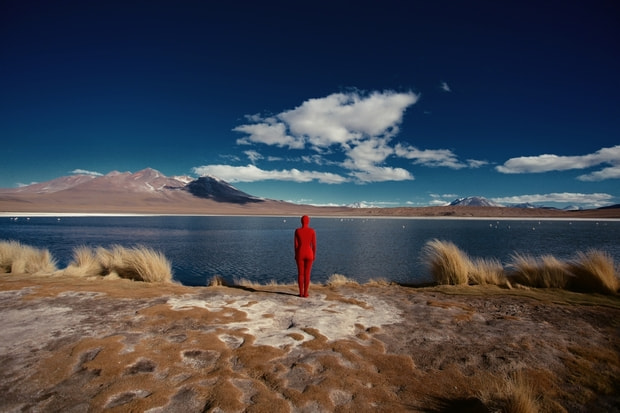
[294,230,299,259]
[311,230,316,259]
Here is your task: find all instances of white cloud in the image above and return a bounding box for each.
[348,166,413,182]
[466,159,489,168]
[234,121,303,149]
[491,192,614,207]
[198,90,483,184]
[440,81,451,92]
[577,165,620,181]
[428,192,459,206]
[192,164,348,184]
[496,145,620,180]
[278,90,418,148]
[244,150,263,164]
[394,144,476,169]
[17,182,37,187]
[71,169,103,176]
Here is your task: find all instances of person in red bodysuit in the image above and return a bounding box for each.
[294,215,316,297]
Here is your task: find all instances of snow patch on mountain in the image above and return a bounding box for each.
[449,196,504,207]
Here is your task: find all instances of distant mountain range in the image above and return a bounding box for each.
[0,168,313,215]
[448,196,614,211]
[4,168,261,204]
[449,196,503,207]
[0,169,617,217]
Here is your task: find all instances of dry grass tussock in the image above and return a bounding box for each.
[424,239,618,294]
[65,244,172,283]
[469,257,511,287]
[509,253,570,289]
[568,249,619,294]
[0,240,57,274]
[478,370,541,413]
[232,278,289,288]
[421,239,470,285]
[326,273,359,286]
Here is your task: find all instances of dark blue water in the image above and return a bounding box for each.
[1,216,618,286]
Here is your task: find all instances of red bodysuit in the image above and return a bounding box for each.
[294,215,316,297]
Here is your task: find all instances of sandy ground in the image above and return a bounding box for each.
[1,274,619,412]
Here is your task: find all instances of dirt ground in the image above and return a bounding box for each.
[1,274,618,412]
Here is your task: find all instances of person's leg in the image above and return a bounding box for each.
[303,259,313,297]
[297,260,305,297]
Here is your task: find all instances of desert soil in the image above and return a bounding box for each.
[1,274,619,412]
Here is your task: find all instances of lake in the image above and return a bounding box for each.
[1,215,618,286]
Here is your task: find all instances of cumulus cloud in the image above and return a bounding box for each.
[234,121,303,149]
[491,192,614,207]
[496,145,620,180]
[195,90,484,184]
[278,91,418,148]
[192,164,348,184]
[71,169,103,176]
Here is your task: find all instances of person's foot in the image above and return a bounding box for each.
[303,293,309,297]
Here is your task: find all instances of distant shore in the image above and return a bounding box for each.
[1,211,619,221]
[1,204,618,219]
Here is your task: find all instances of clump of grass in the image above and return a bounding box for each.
[508,253,570,289]
[479,370,540,413]
[567,249,619,295]
[63,245,104,277]
[208,275,230,286]
[421,239,471,285]
[365,277,392,286]
[232,278,288,287]
[65,244,172,283]
[502,371,540,413]
[469,257,510,287]
[326,273,359,286]
[107,245,172,283]
[0,240,57,274]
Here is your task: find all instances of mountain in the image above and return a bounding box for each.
[449,196,504,207]
[6,168,191,195]
[185,176,263,204]
[510,202,538,209]
[0,168,352,215]
[11,174,98,194]
[562,205,583,211]
[347,201,378,208]
[0,168,305,214]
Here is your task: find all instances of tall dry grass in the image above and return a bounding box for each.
[326,273,359,286]
[422,239,618,294]
[479,370,540,413]
[65,244,172,283]
[421,239,470,285]
[508,250,619,294]
[567,249,619,294]
[469,257,510,287]
[63,246,104,277]
[0,240,57,274]
[508,253,570,289]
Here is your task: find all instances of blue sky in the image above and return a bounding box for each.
[1,1,619,208]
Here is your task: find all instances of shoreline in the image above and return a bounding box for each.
[2,211,618,221]
[1,273,618,412]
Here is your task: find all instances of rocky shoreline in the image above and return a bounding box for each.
[1,274,618,412]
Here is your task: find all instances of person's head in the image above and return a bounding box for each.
[301,215,310,226]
